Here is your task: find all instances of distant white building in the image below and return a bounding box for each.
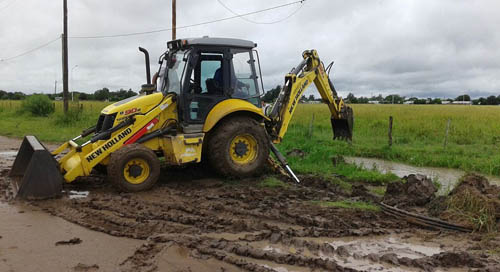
[442,101,451,105]
[368,100,380,104]
[403,100,414,104]
[452,101,472,105]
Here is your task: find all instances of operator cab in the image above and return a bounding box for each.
[156,37,264,132]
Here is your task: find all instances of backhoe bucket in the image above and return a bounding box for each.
[331,106,354,141]
[9,136,63,199]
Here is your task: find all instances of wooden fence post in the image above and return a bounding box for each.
[444,119,451,148]
[308,113,315,137]
[388,116,393,147]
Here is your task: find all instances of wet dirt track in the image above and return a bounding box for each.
[1,136,499,272]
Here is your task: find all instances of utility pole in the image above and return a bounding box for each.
[172,0,176,40]
[54,80,57,96]
[62,0,69,113]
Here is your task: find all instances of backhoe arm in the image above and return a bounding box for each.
[266,50,353,143]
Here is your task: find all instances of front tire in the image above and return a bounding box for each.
[208,116,269,178]
[107,144,161,192]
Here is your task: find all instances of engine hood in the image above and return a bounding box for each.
[101,92,165,119]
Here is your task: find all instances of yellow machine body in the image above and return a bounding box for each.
[51,92,267,183]
[11,37,352,198]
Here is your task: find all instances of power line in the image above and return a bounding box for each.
[0,36,60,62]
[69,0,304,39]
[217,0,305,25]
[1,1,304,62]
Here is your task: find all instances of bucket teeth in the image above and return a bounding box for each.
[331,119,353,141]
[331,106,354,141]
[9,136,63,199]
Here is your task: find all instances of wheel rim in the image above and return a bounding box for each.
[123,158,150,184]
[230,134,258,165]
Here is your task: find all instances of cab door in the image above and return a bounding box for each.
[181,49,231,130]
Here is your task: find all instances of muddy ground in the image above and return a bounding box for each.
[0,136,499,272]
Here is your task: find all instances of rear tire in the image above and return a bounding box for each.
[107,144,161,192]
[207,116,269,178]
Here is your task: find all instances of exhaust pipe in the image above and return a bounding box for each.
[139,47,156,94]
[9,136,63,199]
[139,47,151,85]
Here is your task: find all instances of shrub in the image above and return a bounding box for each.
[54,108,84,126]
[21,95,54,116]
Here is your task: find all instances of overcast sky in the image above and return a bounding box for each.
[1,0,499,98]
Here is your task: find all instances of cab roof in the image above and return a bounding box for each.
[178,36,257,49]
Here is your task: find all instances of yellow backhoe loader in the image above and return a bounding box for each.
[9,37,353,199]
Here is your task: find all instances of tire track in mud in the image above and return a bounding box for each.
[1,155,499,271]
[32,175,403,239]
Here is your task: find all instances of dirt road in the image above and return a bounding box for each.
[0,136,499,271]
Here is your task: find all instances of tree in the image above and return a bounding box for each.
[346,93,357,103]
[262,85,281,103]
[357,96,369,104]
[126,89,137,98]
[79,93,89,100]
[486,95,498,105]
[430,98,442,104]
[413,99,427,104]
[370,94,384,102]
[384,94,404,104]
[455,94,470,101]
[94,88,110,101]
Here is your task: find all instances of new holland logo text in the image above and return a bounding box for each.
[86,128,133,163]
[289,80,309,114]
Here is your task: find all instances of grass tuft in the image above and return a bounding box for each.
[445,189,497,232]
[259,177,289,188]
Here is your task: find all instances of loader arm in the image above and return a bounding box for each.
[266,49,353,143]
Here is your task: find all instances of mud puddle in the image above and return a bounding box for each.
[250,233,465,272]
[0,151,17,166]
[346,156,500,193]
[0,202,142,272]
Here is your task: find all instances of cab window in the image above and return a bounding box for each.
[230,50,260,105]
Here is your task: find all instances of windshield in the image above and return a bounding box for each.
[158,50,188,94]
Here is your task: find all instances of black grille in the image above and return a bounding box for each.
[96,113,117,133]
[95,114,105,133]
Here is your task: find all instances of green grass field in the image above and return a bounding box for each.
[0,100,108,142]
[281,103,500,176]
[1,100,499,177]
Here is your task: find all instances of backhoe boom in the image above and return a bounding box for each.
[266,50,353,143]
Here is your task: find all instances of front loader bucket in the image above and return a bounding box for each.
[331,106,354,141]
[9,136,63,199]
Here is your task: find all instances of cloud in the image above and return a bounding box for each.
[1,0,499,99]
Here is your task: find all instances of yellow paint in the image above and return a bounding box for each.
[101,92,164,118]
[123,158,150,184]
[229,134,258,165]
[52,95,175,183]
[161,134,204,164]
[203,99,268,132]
